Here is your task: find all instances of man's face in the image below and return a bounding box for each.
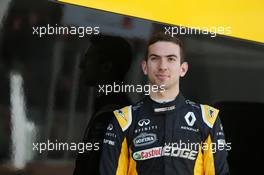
[142,41,188,90]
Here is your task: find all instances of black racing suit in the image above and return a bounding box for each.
[100,93,230,175]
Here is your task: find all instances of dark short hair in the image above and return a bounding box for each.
[145,33,185,63]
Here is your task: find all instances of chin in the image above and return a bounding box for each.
[154,82,168,90]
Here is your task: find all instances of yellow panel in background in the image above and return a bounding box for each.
[58,0,264,44]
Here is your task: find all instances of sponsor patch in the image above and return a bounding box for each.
[154,105,175,112]
[105,132,116,138]
[185,100,200,108]
[208,109,215,118]
[107,123,113,131]
[134,125,158,134]
[133,147,162,160]
[133,133,157,147]
[184,112,196,126]
[103,139,115,146]
[134,118,158,134]
[116,109,126,119]
[180,126,199,132]
[133,146,198,161]
[138,119,150,126]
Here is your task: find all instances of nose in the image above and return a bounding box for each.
[158,58,168,71]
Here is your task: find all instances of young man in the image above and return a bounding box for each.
[99,33,230,175]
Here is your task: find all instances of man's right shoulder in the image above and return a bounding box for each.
[113,99,144,131]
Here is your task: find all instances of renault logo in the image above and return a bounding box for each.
[138,119,151,126]
[184,112,196,126]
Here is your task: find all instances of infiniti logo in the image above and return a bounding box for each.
[138,119,151,126]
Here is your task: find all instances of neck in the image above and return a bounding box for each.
[149,85,179,102]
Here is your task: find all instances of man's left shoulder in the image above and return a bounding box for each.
[185,100,219,129]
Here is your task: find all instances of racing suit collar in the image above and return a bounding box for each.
[144,92,186,114]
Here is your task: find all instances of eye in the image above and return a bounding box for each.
[149,56,159,61]
[168,57,176,62]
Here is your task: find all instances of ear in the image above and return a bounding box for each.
[180,62,188,77]
[141,59,148,75]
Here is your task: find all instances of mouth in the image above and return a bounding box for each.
[156,74,169,81]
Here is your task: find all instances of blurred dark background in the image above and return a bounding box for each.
[0,0,264,174]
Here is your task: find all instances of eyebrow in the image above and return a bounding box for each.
[148,54,178,58]
[166,54,178,58]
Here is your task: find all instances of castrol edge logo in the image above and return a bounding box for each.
[133,146,198,161]
[133,147,162,160]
